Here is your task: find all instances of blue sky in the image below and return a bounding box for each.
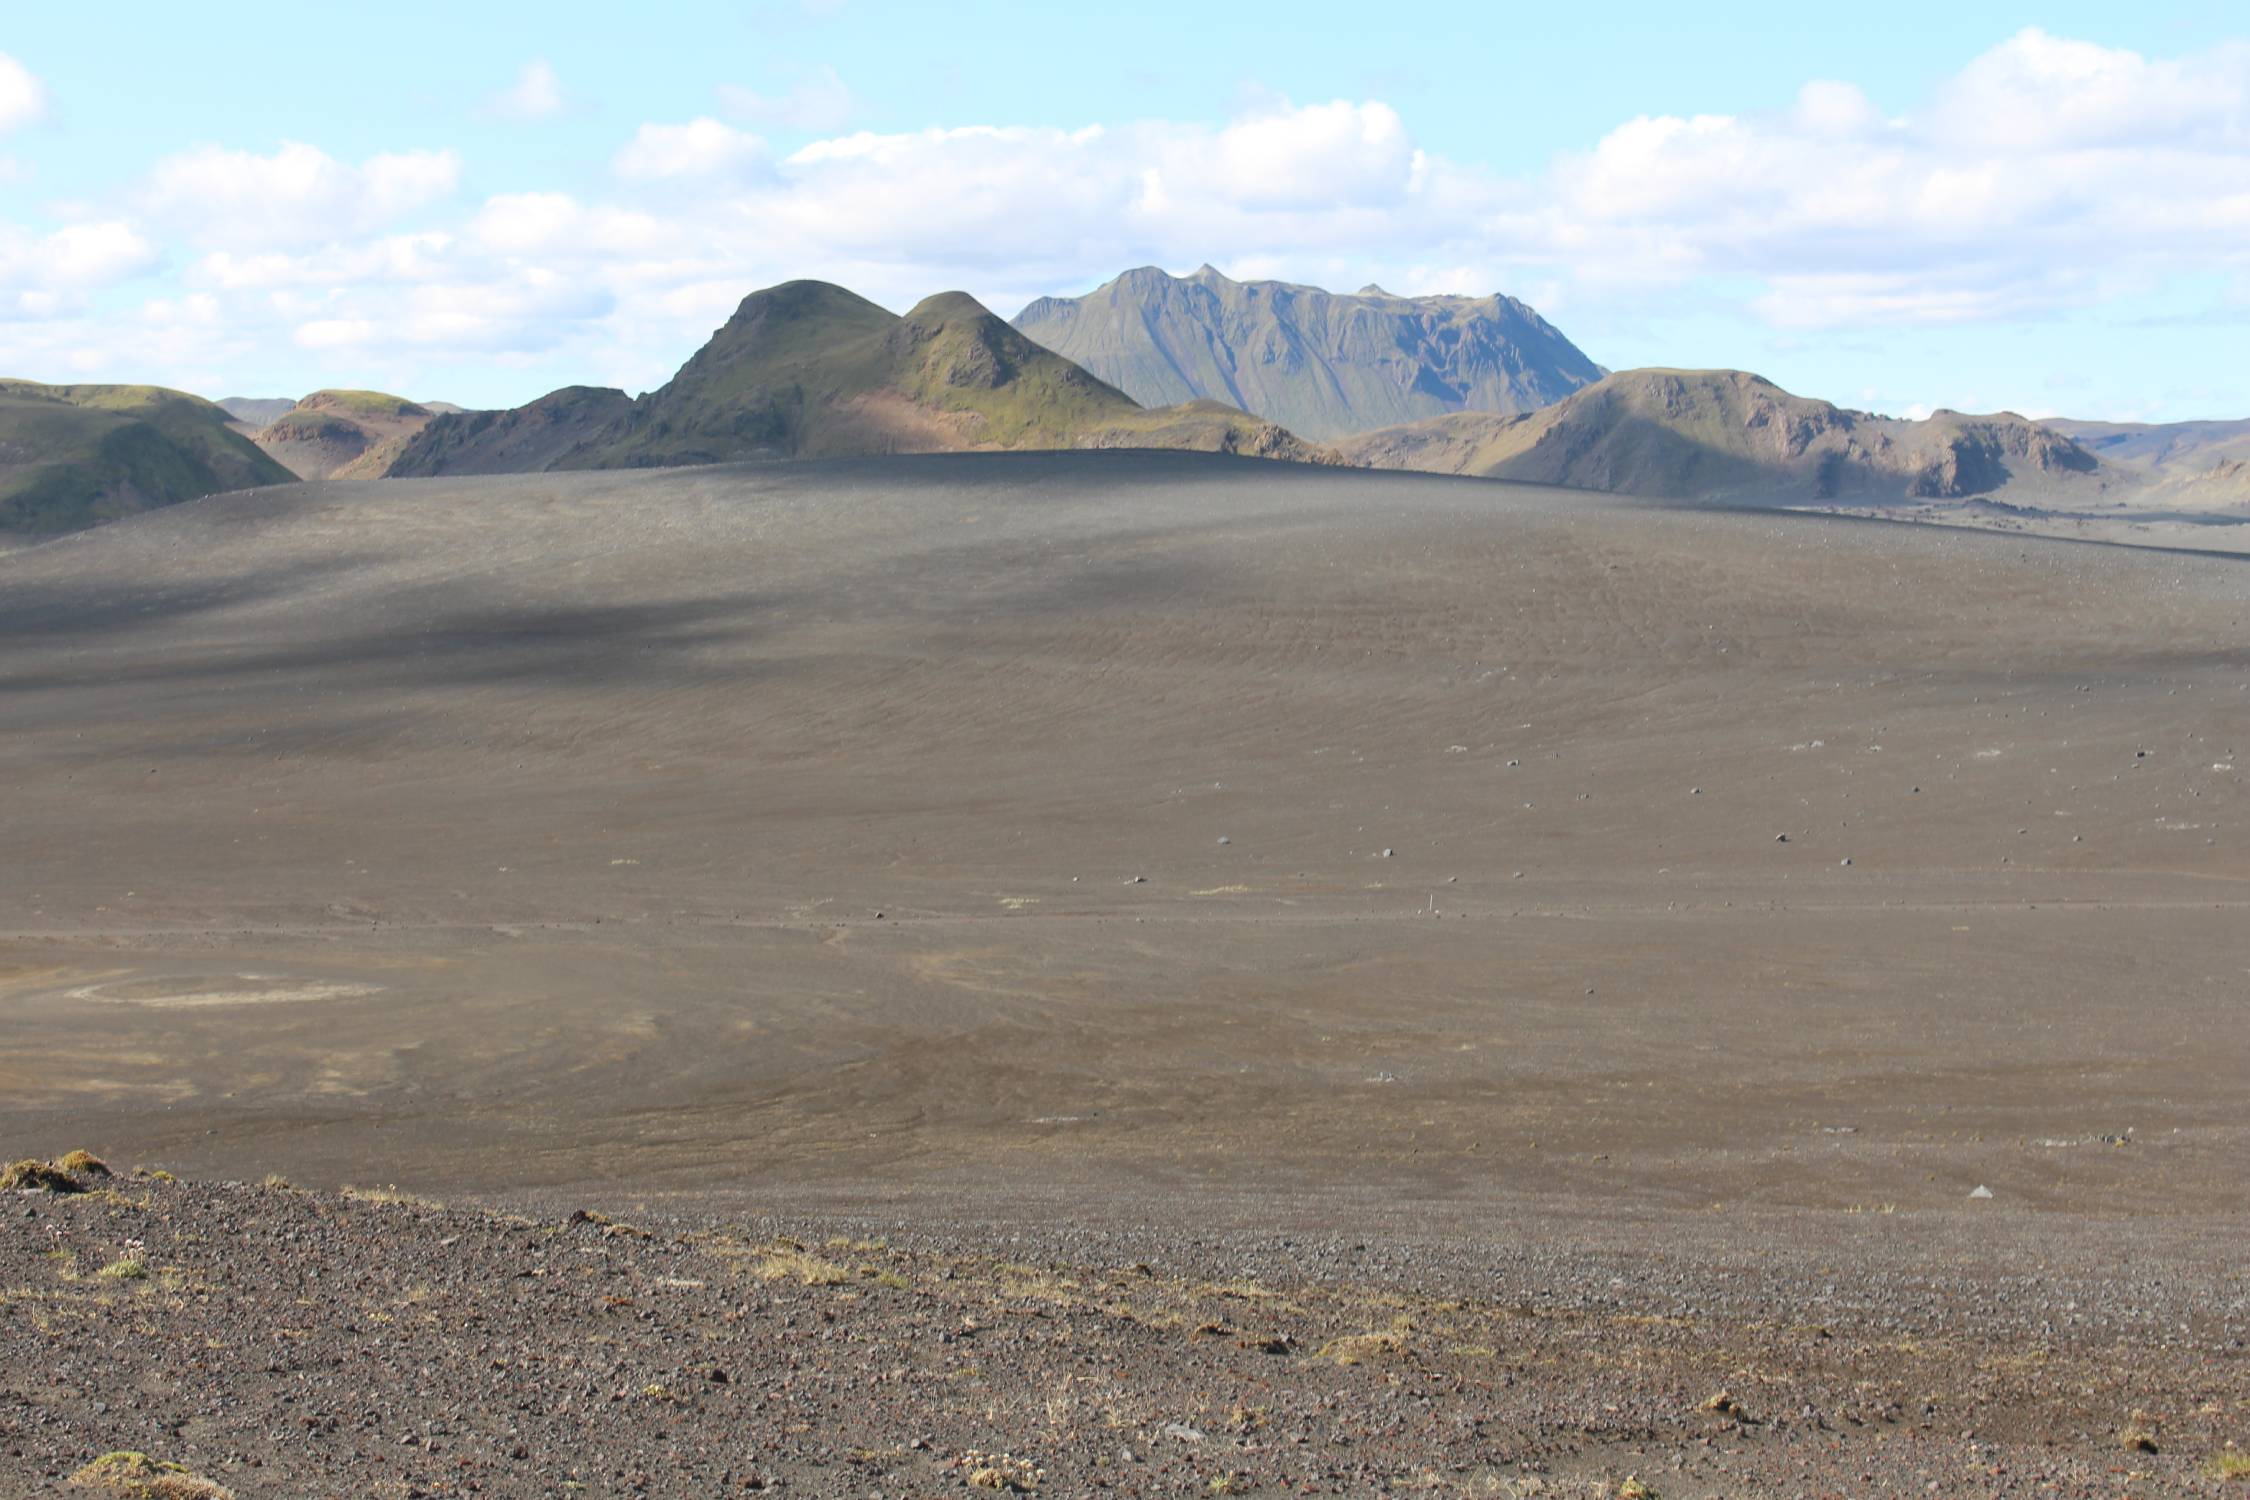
[1,1,2246,420]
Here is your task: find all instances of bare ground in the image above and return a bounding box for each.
[1,453,2245,1494]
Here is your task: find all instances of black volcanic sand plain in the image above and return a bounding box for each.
[2,454,2247,1496]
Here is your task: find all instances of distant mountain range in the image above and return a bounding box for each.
[388,281,1331,477]
[1012,265,1603,441]
[218,397,297,431]
[1336,369,2121,504]
[2043,417,2250,475]
[2,268,2245,541]
[0,381,293,535]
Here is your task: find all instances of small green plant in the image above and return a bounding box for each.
[2207,1448,2250,1480]
[58,1150,112,1178]
[98,1256,149,1281]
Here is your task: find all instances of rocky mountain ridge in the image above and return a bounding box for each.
[1013,264,1603,440]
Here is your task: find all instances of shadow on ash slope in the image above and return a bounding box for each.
[2,453,2244,1260]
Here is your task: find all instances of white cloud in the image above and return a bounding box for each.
[0,52,45,134]
[1519,28,2250,325]
[489,59,564,122]
[1933,28,2250,152]
[0,220,157,315]
[718,66,853,133]
[144,142,460,250]
[1792,80,1880,137]
[10,28,2250,402]
[192,232,457,292]
[615,119,767,181]
[38,222,158,287]
[1210,101,1420,209]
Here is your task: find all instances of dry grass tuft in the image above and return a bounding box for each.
[2208,1448,2250,1481]
[754,1243,852,1286]
[961,1451,1041,1491]
[2,1158,85,1193]
[57,1150,112,1178]
[97,1256,149,1281]
[1617,1478,1657,1499]
[341,1183,442,1209]
[1317,1328,1409,1366]
[68,1452,235,1499]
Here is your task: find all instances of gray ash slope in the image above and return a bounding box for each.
[1012,264,1603,440]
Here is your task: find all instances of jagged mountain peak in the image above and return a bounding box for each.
[1012,265,1601,439]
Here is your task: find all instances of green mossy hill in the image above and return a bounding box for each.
[560,280,1322,469]
[0,381,296,536]
[259,390,428,445]
[369,279,1329,476]
[877,289,1147,448]
[384,386,637,478]
[291,388,429,421]
[565,281,904,467]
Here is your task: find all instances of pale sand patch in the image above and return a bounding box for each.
[65,975,383,1009]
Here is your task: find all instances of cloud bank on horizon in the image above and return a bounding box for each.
[0,25,2246,420]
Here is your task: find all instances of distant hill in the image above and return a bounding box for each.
[0,381,296,536]
[1011,265,1602,441]
[386,387,637,478]
[218,396,296,432]
[389,281,1332,478]
[1337,369,2118,505]
[253,390,438,480]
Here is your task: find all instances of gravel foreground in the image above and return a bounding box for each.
[4,1165,2245,1499]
